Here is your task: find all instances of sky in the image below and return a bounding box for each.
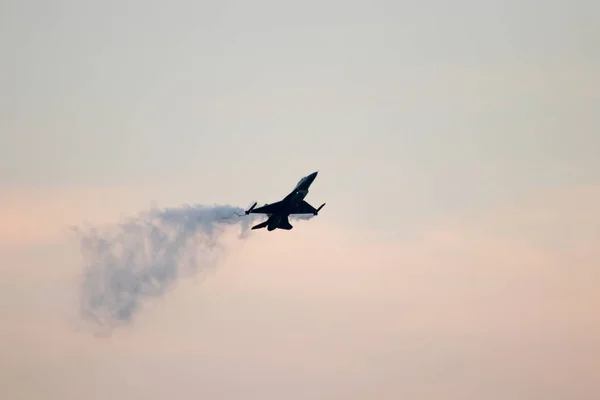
[1,0,600,398]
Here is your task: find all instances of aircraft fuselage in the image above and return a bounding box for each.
[245,171,325,231]
[278,189,308,213]
[265,189,307,230]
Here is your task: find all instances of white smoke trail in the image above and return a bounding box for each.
[73,203,313,335]
[73,204,253,333]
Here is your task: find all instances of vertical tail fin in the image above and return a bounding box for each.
[278,217,293,230]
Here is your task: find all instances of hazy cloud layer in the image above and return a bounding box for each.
[2,185,599,399]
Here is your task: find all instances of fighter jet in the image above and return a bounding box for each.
[243,171,325,231]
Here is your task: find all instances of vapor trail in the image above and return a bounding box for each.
[73,202,313,335]
[73,204,259,334]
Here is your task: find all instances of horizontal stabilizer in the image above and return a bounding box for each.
[251,220,269,230]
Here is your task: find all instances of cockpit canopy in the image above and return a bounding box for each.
[295,175,308,189]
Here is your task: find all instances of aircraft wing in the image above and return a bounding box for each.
[290,200,318,214]
[248,201,283,214]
